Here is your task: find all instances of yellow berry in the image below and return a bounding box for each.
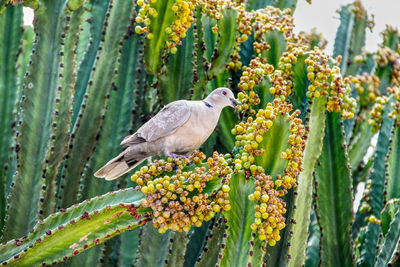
[170,46,178,54]
[222,185,230,192]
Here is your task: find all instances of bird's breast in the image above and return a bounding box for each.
[164,105,221,153]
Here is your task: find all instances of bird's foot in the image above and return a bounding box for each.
[167,153,192,163]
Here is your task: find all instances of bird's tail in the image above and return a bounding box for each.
[94,152,146,180]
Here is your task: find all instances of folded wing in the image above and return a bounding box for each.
[120,100,191,146]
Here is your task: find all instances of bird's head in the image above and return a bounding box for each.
[205,88,240,109]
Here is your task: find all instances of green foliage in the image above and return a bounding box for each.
[221,172,261,266]
[315,112,354,267]
[0,4,23,236]
[0,0,400,266]
[287,97,326,267]
[0,188,144,266]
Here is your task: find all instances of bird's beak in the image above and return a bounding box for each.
[230,98,241,108]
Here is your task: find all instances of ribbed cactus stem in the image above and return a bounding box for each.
[0,188,144,266]
[314,112,355,266]
[72,0,111,126]
[39,6,84,220]
[192,8,238,99]
[58,0,134,209]
[195,216,225,267]
[3,0,67,241]
[0,4,23,236]
[287,98,327,267]
[358,98,395,266]
[134,224,172,267]
[165,232,189,267]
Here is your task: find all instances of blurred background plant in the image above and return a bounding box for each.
[0,0,399,266]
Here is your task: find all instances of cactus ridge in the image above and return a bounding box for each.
[0,0,400,266]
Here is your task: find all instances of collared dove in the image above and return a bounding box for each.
[94,87,239,180]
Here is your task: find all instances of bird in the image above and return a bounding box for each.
[94,87,240,180]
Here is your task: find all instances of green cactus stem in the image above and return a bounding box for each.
[314,112,354,267]
[58,0,134,209]
[0,4,23,236]
[143,0,176,75]
[220,172,263,266]
[0,188,145,266]
[72,0,111,125]
[165,232,189,267]
[39,6,84,220]
[134,224,172,267]
[158,27,194,105]
[3,0,67,241]
[182,220,211,267]
[192,8,239,98]
[194,217,225,267]
[287,97,327,267]
[358,98,395,267]
[374,205,400,266]
[387,127,400,199]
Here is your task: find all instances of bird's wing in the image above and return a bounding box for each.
[120,100,191,146]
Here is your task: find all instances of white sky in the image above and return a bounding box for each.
[24,0,400,56]
[294,0,400,54]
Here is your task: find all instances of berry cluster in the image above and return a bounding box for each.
[269,48,304,101]
[391,59,400,86]
[305,47,356,118]
[230,100,305,242]
[228,5,300,71]
[135,0,231,53]
[350,0,375,30]
[252,7,296,53]
[131,151,232,233]
[368,96,388,132]
[350,73,380,109]
[236,58,274,114]
[135,0,153,36]
[298,28,327,50]
[280,109,306,189]
[375,46,399,68]
[165,0,196,53]
[388,86,400,126]
[232,100,305,188]
[248,170,287,246]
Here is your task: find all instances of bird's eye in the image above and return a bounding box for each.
[222,91,227,96]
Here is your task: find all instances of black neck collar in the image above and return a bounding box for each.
[203,100,213,108]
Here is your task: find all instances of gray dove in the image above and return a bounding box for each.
[94,87,239,180]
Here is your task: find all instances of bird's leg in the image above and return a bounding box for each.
[167,152,188,160]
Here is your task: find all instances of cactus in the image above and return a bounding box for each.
[0,0,400,266]
[0,4,24,236]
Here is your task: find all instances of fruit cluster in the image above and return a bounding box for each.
[388,86,400,126]
[166,0,196,53]
[368,96,388,132]
[375,46,399,67]
[269,48,304,101]
[131,151,232,233]
[298,28,327,50]
[350,73,380,109]
[251,7,296,53]
[391,59,400,86]
[280,109,306,189]
[236,58,274,114]
[135,0,153,35]
[248,170,287,246]
[136,0,237,53]
[231,100,305,243]
[232,100,305,188]
[350,0,375,30]
[305,47,356,118]
[229,5,299,71]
